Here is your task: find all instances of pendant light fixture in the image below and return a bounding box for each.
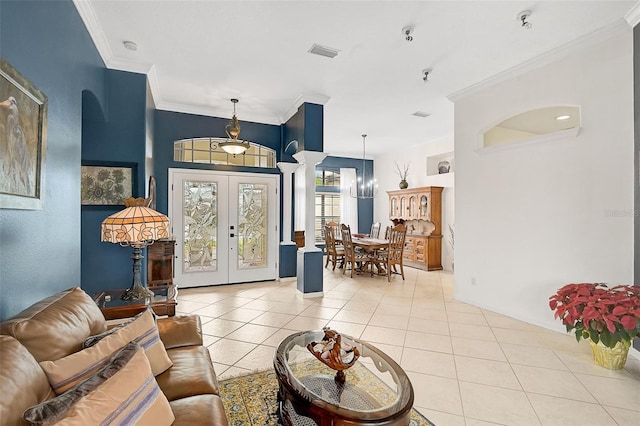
[217,98,250,155]
[350,134,378,199]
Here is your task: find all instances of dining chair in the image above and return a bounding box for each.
[369,222,381,239]
[326,221,342,247]
[341,224,370,278]
[375,224,407,282]
[324,225,345,270]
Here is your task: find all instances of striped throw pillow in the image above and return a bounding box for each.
[40,309,172,395]
[24,342,174,426]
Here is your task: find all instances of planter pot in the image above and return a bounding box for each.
[589,340,629,370]
[399,180,408,189]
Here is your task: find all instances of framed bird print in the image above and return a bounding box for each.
[0,58,48,210]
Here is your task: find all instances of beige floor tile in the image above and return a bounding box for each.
[250,311,295,328]
[363,341,403,364]
[207,339,256,366]
[234,344,277,371]
[193,303,237,318]
[553,349,637,380]
[527,393,617,426]
[324,320,365,339]
[342,300,378,313]
[218,308,264,323]
[448,322,496,341]
[211,362,230,376]
[269,300,309,314]
[576,373,640,410]
[446,311,488,326]
[445,302,483,314]
[407,371,463,416]
[184,292,228,304]
[455,356,522,390]
[417,408,465,426]
[213,296,254,308]
[407,317,449,335]
[459,381,540,426]
[368,312,409,330]
[299,305,340,320]
[217,365,252,381]
[283,315,328,331]
[175,300,210,314]
[261,328,298,347]
[484,313,547,332]
[512,364,596,402]
[603,405,640,426]
[401,347,456,379]
[451,337,506,362]
[202,334,219,347]
[409,307,448,321]
[312,297,348,309]
[464,419,508,426]
[224,323,279,344]
[332,309,373,324]
[201,318,244,337]
[491,328,551,348]
[500,343,568,370]
[404,330,452,354]
[239,299,274,311]
[361,325,407,347]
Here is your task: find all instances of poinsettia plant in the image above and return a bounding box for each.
[549,283,640,349]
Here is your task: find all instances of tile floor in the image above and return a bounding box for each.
[176,266,640,426]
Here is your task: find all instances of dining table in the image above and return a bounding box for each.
[352,237,390,276]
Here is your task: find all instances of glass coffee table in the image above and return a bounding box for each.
[93,284,177,320]
[274,330,414,425]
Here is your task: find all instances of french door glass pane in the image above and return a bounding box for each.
[237,183,267,268]
[183,181,217,272]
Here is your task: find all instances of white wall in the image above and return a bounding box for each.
[454,30,634,331]
[373,135,455,271]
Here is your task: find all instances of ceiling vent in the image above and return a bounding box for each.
[308,44,340,58]
[412,111,431,118]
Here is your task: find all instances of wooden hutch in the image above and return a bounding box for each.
[387,186,443,271]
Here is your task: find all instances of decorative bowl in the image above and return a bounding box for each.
[307,328,360,382]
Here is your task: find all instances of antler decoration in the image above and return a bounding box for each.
[307,328,360,383]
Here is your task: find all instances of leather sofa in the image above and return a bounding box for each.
[0,287,229,425]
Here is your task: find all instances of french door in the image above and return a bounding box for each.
[168,169,279,287]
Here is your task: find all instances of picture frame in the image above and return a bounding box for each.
[81,162,137,206]
[0,58,48,210]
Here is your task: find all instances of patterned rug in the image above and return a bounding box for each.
[218,360,435,425]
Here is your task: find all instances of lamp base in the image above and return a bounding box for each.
[121,284,155,301]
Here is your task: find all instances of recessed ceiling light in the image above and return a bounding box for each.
[556,115,571,120]
[412,111,431,118]
[123,41,138,51]
[308,44,340,59]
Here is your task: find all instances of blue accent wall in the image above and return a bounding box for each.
[81,70,148,296]
[319,156,374,234]
[0,0,107,320]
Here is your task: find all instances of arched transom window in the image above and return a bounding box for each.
[174,137,276,168]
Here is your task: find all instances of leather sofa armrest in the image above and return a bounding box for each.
[157,315,203,349]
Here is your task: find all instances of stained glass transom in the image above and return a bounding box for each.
[174,138,276,168]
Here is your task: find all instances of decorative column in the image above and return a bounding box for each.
[293,150,328,296]
[277,162,299,278]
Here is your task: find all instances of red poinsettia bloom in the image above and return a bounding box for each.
[549,283,640,349]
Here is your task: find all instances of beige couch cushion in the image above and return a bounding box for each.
[156,345,220,401]
[0,336,54,426]
[0,287,106,362]
[24,342,174,426]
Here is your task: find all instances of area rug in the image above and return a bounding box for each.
[218,360,435,425]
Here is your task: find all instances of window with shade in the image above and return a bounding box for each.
[315,193,341,244]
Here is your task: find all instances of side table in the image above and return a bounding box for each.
[94,284,177,320]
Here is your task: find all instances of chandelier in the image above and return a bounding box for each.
[215,98,251,155]
[350,134,378,199]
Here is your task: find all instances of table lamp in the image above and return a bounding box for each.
[101,197,170,300]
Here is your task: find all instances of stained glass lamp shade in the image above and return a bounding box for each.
[101,197,170,300]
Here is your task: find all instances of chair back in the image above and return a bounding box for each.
[370,222,381,239]
[326,221,341,243]
[324,225,339,255]
[383,226,391,240]
[387,224,407,261]
[340,224,356,260]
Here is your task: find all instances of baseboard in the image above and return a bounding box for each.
[300,291,324,299]
[628,346,640,361]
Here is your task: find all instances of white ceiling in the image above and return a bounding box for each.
[75,0,638,158]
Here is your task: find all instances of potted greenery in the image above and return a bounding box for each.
[549,283,640,369]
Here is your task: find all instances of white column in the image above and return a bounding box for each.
[277,162,299,244]
[293,151,328,251]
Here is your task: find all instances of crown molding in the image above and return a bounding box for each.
[280,93,331,124]
[448,18,631,102]
[156,101,281,125]
[625,1,640,27]
[73,0,113,67]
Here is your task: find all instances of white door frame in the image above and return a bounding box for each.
[168,168,280,287]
